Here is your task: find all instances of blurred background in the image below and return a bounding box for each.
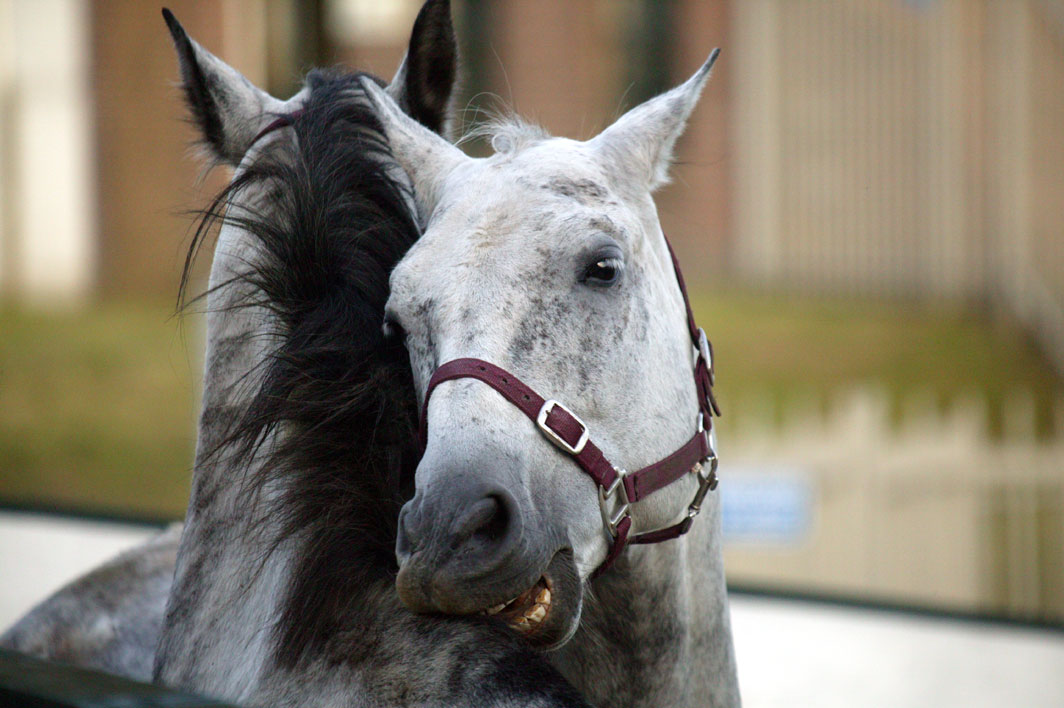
[1,0,1062,634]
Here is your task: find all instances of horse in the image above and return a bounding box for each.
[150,3,589,707]
[359,50,741,707]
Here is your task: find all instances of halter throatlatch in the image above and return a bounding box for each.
[418,235,719,578]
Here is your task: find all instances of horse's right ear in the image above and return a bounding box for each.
[387,0,458,139]
[163,8,286,166]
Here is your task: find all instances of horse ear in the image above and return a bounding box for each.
[592,49,720,193]
[387,0,457,139]
[362,77,467,223]
[163,8,286,166]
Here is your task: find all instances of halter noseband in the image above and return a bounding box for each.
[418,236,719,578]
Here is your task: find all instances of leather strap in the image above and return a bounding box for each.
[249,109,306,148]
[420,359,621,492]
[623,431,709,503]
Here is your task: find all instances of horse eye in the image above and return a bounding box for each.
[382,315,406,342]
[583,257,623,287]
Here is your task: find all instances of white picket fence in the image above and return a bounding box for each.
[720,387,1064,621]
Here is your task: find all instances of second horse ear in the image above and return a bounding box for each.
[387,0,458,139]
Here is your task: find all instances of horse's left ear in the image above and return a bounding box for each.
[163,8,287,166]
[386,0,457,139]
[592,49,720,192]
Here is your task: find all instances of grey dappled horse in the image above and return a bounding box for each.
[363,52,740,707]
[152,4,586,707]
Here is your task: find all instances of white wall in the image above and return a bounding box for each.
[0,0,94,301]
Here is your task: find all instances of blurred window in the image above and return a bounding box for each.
[325,0,421,46]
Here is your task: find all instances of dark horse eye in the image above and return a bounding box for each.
[382,315,406,342]
[583,257,623,287]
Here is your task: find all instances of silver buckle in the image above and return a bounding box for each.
[689,412,719,519]
[697,327,715,387]
[686,452,718,520]
[698,409,718,451]
[697,328,712,370]
[598,467,631,538]
[536,400,589,455]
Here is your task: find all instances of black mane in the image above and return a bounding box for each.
[182,69,421,667]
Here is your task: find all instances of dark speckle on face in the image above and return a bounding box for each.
[543,177,609,205]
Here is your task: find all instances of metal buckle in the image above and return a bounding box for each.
[698,413,718,462]
[536,400,589,455]
[697,327,714,387]
[684,415,718,522]
[598,467,631,538]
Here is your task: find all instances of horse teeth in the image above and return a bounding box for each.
[525,604,546,623]
[486,603,507,615]
[535,588,551,605]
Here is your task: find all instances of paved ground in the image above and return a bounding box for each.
[731,595,1064,707]
[1,511,1062,706]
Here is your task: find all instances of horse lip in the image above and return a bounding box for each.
[395,548,547,616]
[394,548,582,649]
[395,552,438,614]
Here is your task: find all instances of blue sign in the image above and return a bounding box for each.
[721,464,813,544]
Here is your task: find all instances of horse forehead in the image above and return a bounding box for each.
[442,139,610,204]
[433,157,622,246]
[392,145,626,303]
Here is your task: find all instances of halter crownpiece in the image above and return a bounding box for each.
[418,234,719,578]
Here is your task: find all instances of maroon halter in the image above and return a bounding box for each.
[419,236,720,577]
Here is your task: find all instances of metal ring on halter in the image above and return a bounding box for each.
[598,467,630,538]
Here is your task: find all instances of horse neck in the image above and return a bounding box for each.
[155,268,295,699]
[553,496,740,708]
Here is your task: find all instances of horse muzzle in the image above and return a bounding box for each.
[396,475,582,647]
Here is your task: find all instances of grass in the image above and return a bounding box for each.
[0,301,200,519]
[1,293,1060,521]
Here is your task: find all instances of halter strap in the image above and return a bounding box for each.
[249,109,306,148]
[419,234,719,577]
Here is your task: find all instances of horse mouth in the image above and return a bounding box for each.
[479,576,552,634]
[473,550,581,648]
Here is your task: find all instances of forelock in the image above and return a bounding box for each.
[458,114,550,156]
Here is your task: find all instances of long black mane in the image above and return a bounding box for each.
[181,69,421,667]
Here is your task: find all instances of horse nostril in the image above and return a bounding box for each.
[474,495,510,543]
[452,493,511,548]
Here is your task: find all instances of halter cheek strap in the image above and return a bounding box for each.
[418,235,719,578]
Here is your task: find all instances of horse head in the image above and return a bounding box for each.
[366,53,721,649]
